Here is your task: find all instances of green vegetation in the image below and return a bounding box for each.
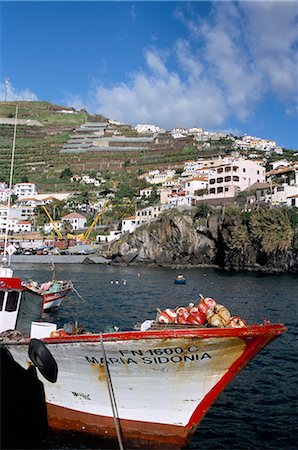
[221,205,297,256]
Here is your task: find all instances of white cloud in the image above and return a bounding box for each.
[240,1,298,103]
[145,50,169,79]
[0,80,38,102]
[66,1,298,130]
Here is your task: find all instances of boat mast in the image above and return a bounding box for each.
[3,105,18,264]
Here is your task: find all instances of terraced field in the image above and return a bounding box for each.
[0,101,225,192]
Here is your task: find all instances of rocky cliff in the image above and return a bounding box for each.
[104,208,298,273]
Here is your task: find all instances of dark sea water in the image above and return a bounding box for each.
[13,264,298,450]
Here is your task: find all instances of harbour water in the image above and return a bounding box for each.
[13,264,298,450]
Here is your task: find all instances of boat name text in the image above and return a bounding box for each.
[85,346,211,366]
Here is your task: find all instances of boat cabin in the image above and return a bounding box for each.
[0,275,43,337]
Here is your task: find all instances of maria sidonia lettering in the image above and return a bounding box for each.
[85,346,211,366]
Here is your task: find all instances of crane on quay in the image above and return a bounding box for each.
[42,199,110,245]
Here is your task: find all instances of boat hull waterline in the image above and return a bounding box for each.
[7,325,286,448]
[42,289,72,312]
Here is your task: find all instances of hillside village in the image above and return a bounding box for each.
[0,102,297,254]
[0,155,297,254]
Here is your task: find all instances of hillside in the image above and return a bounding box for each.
[0,101,199,192]
[0,101,293,193]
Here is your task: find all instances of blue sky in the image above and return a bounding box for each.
[1,1,297,150]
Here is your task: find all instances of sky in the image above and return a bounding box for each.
[0,1,297,150]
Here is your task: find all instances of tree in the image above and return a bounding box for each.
[60,168,73,179]
[194,202,213,219]
[250,208,294,253]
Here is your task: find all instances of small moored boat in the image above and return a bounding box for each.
[26,279,73,312]
[175,274,186,284]
[26,261,73,312]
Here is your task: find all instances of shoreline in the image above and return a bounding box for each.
[10,255,111,264]
[9,255,297,274]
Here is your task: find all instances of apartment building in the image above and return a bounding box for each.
[14,182,37,198]
[208,159,265,197]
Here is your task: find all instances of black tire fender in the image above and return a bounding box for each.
[29,339,58,383]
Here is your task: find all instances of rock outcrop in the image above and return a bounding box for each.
[104,209,298,273]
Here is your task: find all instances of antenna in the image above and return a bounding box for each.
[4,77,10,102]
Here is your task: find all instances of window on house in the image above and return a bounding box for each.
[210,179,215,184]
[225,187,229,192]
[210,188,216,194]
[217,177,223,183]
[225,167,231,172]
[233,176,239,182]
[225,176,231,182]
[217,168,223,174]
[217,187,223,193]
[243,168,246,172]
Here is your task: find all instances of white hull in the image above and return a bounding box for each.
[6,325,286,448]
[42,290,70,312]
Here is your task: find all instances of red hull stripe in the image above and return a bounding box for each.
[43,290,69,303]
[47,403,189,448]
[44,323,286,344]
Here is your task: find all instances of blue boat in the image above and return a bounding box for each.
[174,274,186,284]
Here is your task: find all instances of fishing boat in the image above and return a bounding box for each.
[26,279,73,312]
[0,106,288,448]
[0,273,287,449]
[26,261,73,312]
[175,274,186,284]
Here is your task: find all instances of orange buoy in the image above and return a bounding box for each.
[186,306,206,325]
[158,308,177,324]
[176,307,190,324]
[198,297,217,314]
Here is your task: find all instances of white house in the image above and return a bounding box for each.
[166,192,193,207]
[135,205,163,225]
[61,213,87,231]
[135,124,163,134]
[181,176,208,195]
[269,160,291,171]
[287,193,298,207]
[121,205,165,234]
[121,216,137,234]
[43,220,63,234]
[14,220,32,233]
[0,189,11,203]
[141,169,176,185]
[14,182,37,198]
[139,187,153,198]
[96,230,122,243]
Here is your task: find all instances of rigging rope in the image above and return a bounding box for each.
[100,334,124,450]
